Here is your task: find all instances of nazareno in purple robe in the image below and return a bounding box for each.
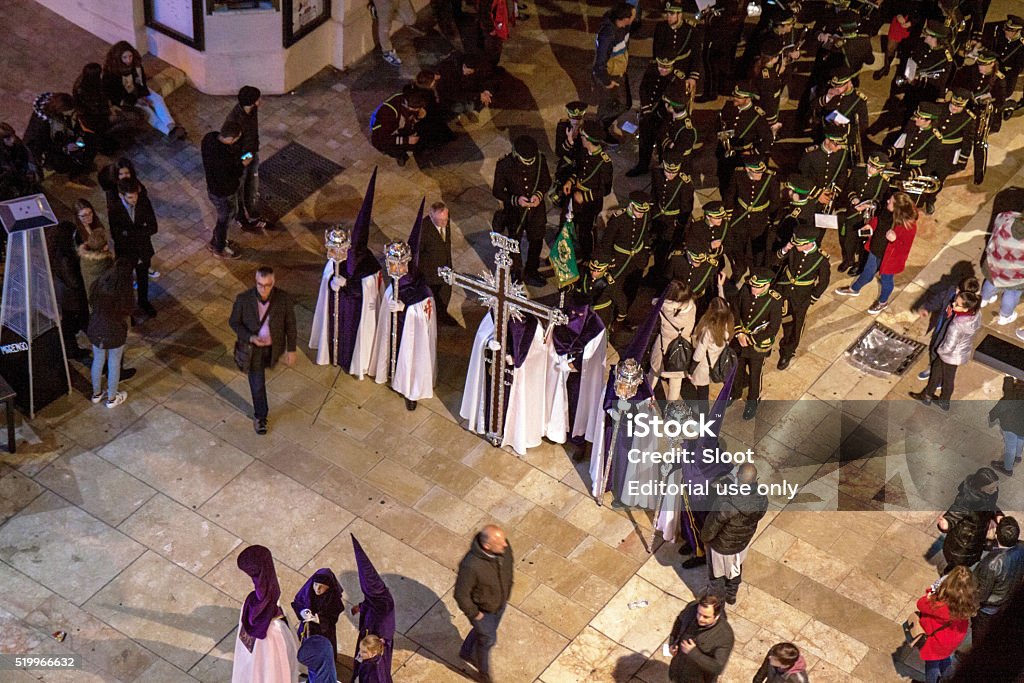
[297,635,338,683]
[351,535,396,683]
[237,545,284,652]
[291,568,344,654]
[552,302,605,440]
[388,199,433,359]
[336,168,383,369]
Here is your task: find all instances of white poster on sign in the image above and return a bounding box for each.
[293,0,327,32]
[151,0,195,40]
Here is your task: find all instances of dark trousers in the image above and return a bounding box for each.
[239,154,259,220]
[61,309,89,355]
[840,221,868,270]
[208,191,238,251]
[595,76,631,132]
[428,282,451,313]
[248,346,272,420]
[971,611,997,646]
[733,352,766,401]
[708,562,742,602]
[725,234,752,285]
[459,607,504,677]
[635,112,661,170]
[571,200,602,263]
[924,356,957,401]
[134,255,152,307]
[779,296,811,359]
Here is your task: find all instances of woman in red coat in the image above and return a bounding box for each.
[835,191,919,314]
[916,565,978,683]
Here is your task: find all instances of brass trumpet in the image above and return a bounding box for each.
[892,175,942,199]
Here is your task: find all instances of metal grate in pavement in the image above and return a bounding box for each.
[257,142,345,220]
[845,322,926,377]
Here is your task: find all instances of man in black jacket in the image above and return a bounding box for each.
[201,121,246,259]
[229,266,297,435]
[972,517,1024,643]
[455,525,514,683]
[668,593,735,683]
[418,201,455,325]
[492,135,551,286]
[108,178,158,318]
[222,86,268,231]
[700,463,768,604]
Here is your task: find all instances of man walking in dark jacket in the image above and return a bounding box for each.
[454,524,514,683]
[668,593,734,683]
[108,177,158,318]
[222,86,268,231]
[229,266,297,435]
[201,121,246,259]
[972,517,1024,643]
[700,463,768,604]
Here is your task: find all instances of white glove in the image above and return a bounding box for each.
[300,609,319,623]
[330,275,346,292]
[389,299,405,312]
[487,340,502,352]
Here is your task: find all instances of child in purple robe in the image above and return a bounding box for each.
[292,568,344,656]
[350,535,396,683]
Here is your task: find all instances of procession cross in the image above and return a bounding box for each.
[439,232,568,446]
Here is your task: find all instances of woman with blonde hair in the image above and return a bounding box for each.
[102,41,186,139]
[649,280,696,401]
[688,297,734,413]
[835,191,919,314]
[914,565,978,683]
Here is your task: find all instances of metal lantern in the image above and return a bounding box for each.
[613,358,644,401]
[746,1,762,17]
[384,240,412,280]
[324,225,351,261]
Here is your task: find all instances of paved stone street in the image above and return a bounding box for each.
[1,0,1023,681]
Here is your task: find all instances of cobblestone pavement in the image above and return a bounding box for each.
[1,0,1023,681]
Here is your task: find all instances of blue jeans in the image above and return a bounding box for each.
[91,345,124,399]
[1004,430,1024,471]
[925,657,951,683]
[851,252,896,303]
[208,191,238,251]
[981,279,1023,318]
[459,607,504,677]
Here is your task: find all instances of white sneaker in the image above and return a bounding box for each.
[997,311,1018,326]
[382,51,402,66]
[106,391,127,408]
[91,392,104,404]
[981,295,997,307]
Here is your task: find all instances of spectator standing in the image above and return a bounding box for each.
[86,259,136,408]
[668,593,735,683]
[202,122,246,259]
[73,199,114,300]
[72,63,114,155]
[229,266,297,435]
[108,178,158,318]
[593,3,636,145]
[688,296,734,412]
[649,280,696,401]
[102,41,186,140]
[99,157,142,197]
[417,201,455,324]
[913,276,980,382]
[752,642,809,683]
[980,210,1024,326]
[915,566,978,683]
[937,467,1001,572]
[374,0,419,66]
[699,463,768,603]
[989,376,1024,476]
[46,221,90,361]
[23,92,93,182]
[971,517,1024,642]
[455,525,514,683]
[835,192,919,315]
[223,86,268,231]
[0,122,37,200]
[909,289,982,410]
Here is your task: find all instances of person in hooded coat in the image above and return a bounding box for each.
[939,467,1002,572]
[310,169,383,375]
[297,635,338,683]
[292,568,344,656]
[369,199,437,411]
[351,535,396,683]
[231,545,299,683]
[46,221,90,361]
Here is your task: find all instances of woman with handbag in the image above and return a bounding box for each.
[649,280,696,400]
[688,297,735,414]
[913,566,978,683]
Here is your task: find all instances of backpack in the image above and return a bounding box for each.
[708,345,738,384]
[490,0,512,41]
[660,311,693,373]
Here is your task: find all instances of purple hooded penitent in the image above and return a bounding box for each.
[291,567,344,654]
[351,535,395,683]
[237,545,284,650]
[335,168,383,370]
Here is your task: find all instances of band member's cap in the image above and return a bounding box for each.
[924,20,950,39]
[786,175,814,196]
[774,11,796,27]
[654,44,677,67]
[732,82,757,99]
[829,68,856,86]
[580,120,605,142]
[512,135,538,161]
[703,201,728,219]
[662,148,684,170]
[628,191,652,211]
[914,102,942,120]
[565,101,588,118]
[948,87,971,106]
[975,49,998,64]
[791,223,819,244]
[743,155,767,172]
[823,124,848,142]
[1006,15,1023,31]
[748,267,774,287]
[837,11,859,31]
[666,0,699,15]
[663,80,690,109]
[686,219,713,251]
[867,151,890,168]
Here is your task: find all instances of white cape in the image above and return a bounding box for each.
[231,613,299,683]
[461,312,549,456]
[544,328,608,443]
[369,283,437,400]
[588,397,662,506]
[309,259,382,377]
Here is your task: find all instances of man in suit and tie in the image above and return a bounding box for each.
[418,200,457,325]
[108,177,158,319]
[229,266,297,434]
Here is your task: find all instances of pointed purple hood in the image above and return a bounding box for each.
[352,534,396,640]
[346,168,378,279]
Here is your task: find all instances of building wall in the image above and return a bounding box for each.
[33,0,147,48]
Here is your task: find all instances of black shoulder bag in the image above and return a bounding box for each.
[233,303,272,372]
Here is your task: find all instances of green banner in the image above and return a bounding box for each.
[551,210,580,288]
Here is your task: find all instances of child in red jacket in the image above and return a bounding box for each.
[916,566,978,683]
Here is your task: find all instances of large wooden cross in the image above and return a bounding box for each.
[440,232,568,446]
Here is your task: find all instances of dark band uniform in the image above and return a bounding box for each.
[634,54,678,174]
[722,159,781,275]
[653,5,704,81]
[777,224,830,366]
[566,123,614,261]
[716,84,773,193]
[982,15,1024,97]
[666,217,721,298]
[554,102,587,186]
[728,268,783,409]
[838,156,888,271]
[934,92,976,179]
[492,138,552,277]
[593,195,652,323]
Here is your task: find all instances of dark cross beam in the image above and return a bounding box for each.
[440,232,568,446]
